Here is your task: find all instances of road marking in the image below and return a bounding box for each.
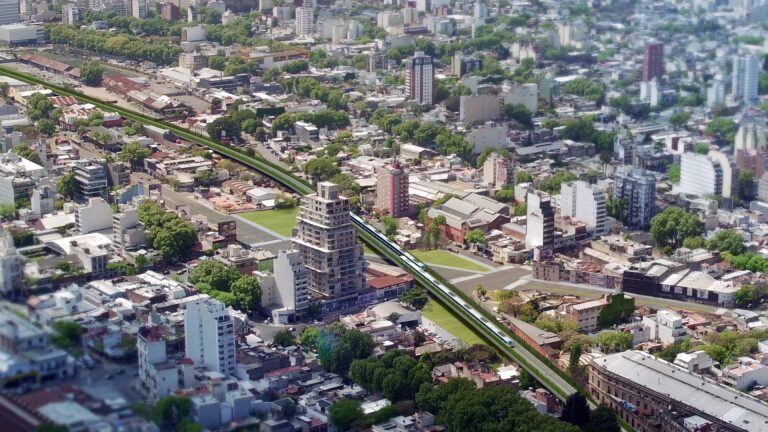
[249,239,285,247]
[230,214,289,240]
[450,273,486,283]
[503,279,529,290]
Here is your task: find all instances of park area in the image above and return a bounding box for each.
[412,250,489,272]
[239,207,300,237]
[422,299,483,345]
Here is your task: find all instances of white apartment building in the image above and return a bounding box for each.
[560,180,607,236]
[732,54,759,104]
[473,1,488,20]
[30,181,55,216]
[76,197,113,234]
[293,182,365,311]
[459,94,501,123]
[295,6,314,37]
[113,207,147,253]
[131,0,148,19]
[526,190,554,251]
[676,151,734,198]
[405,51,434,105]
[706,80,725,108]
[557,21,590,49]
[482,153,510,189]
[137,326,178,400]
[272,5,291,21]
[639,79,660,107]
[504,83,538,114]
[62,4,79,25]
[272,249,310,323]
[735,118,766,152]
[0,230,23,295]
[184,297,236,375]
[377,11,403,30]
[642,309,687,345]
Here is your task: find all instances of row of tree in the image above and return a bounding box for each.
[47,25,182,65]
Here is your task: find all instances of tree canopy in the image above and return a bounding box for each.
[137,201,197,263]
[650,206,704,250]
[416,378,581,432]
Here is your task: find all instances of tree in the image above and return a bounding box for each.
[153,396,193,432]
[189,260,242,292]
[669,111,691,130]
[207,116,241,141]
[254,127,268,142]
[650,206,704,249]
[80,61,104,86]
[606,197,626,222]
[502,104,533,128]
[595,330,634,352]
[119,141,153,168]
[304,157,340,183]
[208,55,227,71]
[400,287,428,309]
[667,162,681,184]
[281,60,309,74]
[135,254,149,273]
[465,229,487,246]
[561,393,590,429]
[735,284,759,308]
[37,119,56,136]
[12,144,42,165]
[707,229,745,255]
[241,118,259,134]
[0,204,15,220]
[585,405,620,432]
[568,343,582,370]
[415,378,580,432]
[705,117,736,145]
[300,326,320,350]
[137,201,197,263]
[539,172,577,194]
[34,425,69,432]
[382,216,398,237]
[273,330,295,347]
[328,399,364,431]
[26,92,54,122]
[495,185,515,202]
[516,170,533,184]
[597,294,635,328]
[737,171,755,203]
[683,236,705,249]
[349,351,431,402]
[562,78,605,104]
[107,261,136,276]
[317,326,374,375]
[474,284,487,299]
[51,321,84,349]
[694,142,710,154]
[230,276,261,314]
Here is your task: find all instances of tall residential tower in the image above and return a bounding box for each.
[374,160,409,217]
[293,182,365,311]
[184,297,236,375]
[405,51,435,105]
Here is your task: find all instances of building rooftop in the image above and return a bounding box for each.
[594,350,768,431]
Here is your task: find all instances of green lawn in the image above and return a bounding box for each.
[412,250,489,272]
[422,299,484,345]
[239,208,299,237]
